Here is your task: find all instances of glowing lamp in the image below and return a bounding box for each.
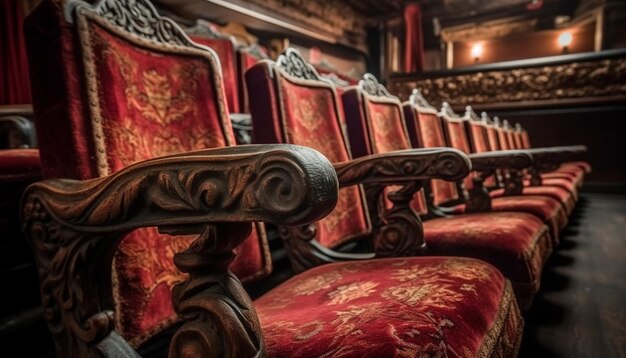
[558,32,573,52]
[471,44,483,62]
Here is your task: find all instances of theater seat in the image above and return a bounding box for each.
[248,52,547,311]
[341,74,552,308]
[23,1,523,357]
[257,257,522,357]
[456,107,579,216]
[426,102,571,245]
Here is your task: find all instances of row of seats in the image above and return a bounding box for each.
[13,0,588,357]
[245,49,588,312]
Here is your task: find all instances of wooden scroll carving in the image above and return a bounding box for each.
[334,148,470,258]
[22,145,337,358]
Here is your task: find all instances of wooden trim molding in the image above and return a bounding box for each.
[388,49,626,109]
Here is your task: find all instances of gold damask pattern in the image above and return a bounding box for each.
[91,32,226,170]
[389,57,626,107]
[256,257,519,357]
[328,281,379,305]
[280,83,370,247]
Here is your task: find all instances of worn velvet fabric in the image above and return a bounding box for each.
[564,161,592,174]
[25,3,270,348]
[0,148,41,180]
[246,65,371,248]
[453,195,567,246]
[256,257,523,357]
[424,212,551,309]
[190,36,239,114]
[0,0,32,105]
[403,108,460,204]
[442,118,475,190]
[525,177,578,203]
[491,186,576,215]
[356,99,428,214]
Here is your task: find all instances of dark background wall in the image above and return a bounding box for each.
[488,105,626,191]
[388,50,626,192]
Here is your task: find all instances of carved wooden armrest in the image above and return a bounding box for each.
[525,146,587,185]
[21,144,338,358]
[278,147,470,271]
[336,147,470,257]
[467,150,532,172]
[467,150,533,205]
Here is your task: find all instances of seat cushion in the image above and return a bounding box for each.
[0,149,41,181]
[255,257,523,358]
[452,195,567,246]
[535,177,579,201]
[424,212,552,309]
[563,161,592,174]
[490,185,575,215]
[492,196,566,246]
[540,171,583,189]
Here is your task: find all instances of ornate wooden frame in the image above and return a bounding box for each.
[258,50,473,271]
[74,0,232,177]
[22,144,339,357]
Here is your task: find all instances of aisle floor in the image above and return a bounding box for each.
[519,193,626,357]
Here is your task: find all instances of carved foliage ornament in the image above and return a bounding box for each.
[277,48,321,81]
[360,73,394,98]
[83,0,194,46]
[389,58,626,106]
[334,149,470,187]
[21,145,338,357]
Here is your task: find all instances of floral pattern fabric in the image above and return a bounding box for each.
[278,78,371,248]
[86,23,269,346]
[423,212,552,309]
[255,257,523,358]
[452,195,567,247]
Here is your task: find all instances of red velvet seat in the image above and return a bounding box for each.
[341,75,552,308]
[24,1,524,357]
[515,125,586,187]
[434,104,568,246]
[463,112,579,215]
[496,117,581,198]
[256,257,522,357]
[247,52,543,315]
[24,0,267,351]
[481,115,579,214]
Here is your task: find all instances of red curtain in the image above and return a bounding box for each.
[403,3,425,73]
[0,0,32,105]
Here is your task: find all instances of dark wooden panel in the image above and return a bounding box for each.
[490,106,626,185]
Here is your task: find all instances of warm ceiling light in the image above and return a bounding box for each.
[558,32,573,48]
[471,44,483,61]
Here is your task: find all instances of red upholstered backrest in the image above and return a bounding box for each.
[496,121,512,150]
[485,122,502,151]
[521,129,531,149]
[512,126,525,150]
[188,35,240,114]
[24,0,270,347]
[406,107,460,205]
[341,77,427,215]
[464,113,498,187]
[504,122,519,150]
[237,45,268,113]
[246,50,371,249]
[467,121,491,153]
[439,108,474,191]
